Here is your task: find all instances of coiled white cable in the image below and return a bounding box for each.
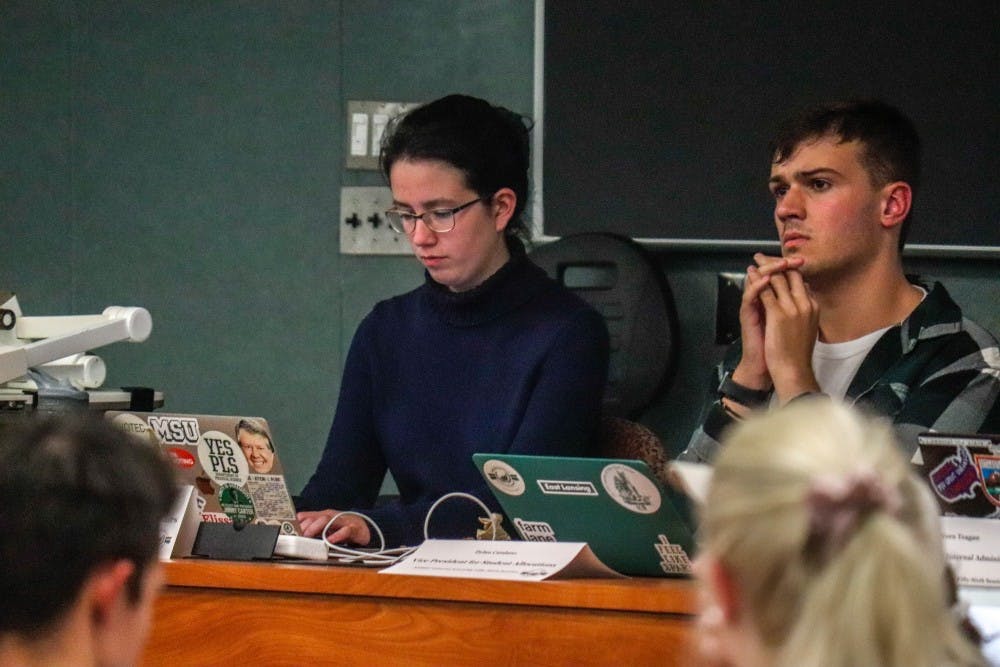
[423,491,497,541]
[319,491,500,566]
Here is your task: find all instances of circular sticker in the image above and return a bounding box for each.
[218,485,256,524]
[197,430,249,488]
[481,459,526,496]
[600,464,661,514]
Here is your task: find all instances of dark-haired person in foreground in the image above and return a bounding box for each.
[0,415,177,667]
[297,94,609,547]
[680,99,1000,463]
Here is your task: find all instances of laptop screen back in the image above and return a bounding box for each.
[473,452,695,577]
[107,411,302,535]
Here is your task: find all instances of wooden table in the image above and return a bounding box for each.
[143,559,698,666]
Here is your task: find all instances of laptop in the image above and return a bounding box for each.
[473,453,695,577]
[914,432,1000,518]
[106,411,302,535]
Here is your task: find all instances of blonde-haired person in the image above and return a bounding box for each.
[692,399,986,667]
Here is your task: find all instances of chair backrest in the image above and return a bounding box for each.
[599,415,671,487]
[530,232,678,419]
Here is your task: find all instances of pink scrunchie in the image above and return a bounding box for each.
[805,469,904,561]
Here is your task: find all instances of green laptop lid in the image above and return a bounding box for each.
[473,453,695,577]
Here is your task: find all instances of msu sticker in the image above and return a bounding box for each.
[481,459,525,496]
[600,464,661,514]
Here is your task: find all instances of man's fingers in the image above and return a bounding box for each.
[785,269,816,309]
[753,253,805,277]
[743,265,772,301]
[763,271,793,310]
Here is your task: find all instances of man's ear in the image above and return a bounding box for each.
[491,187,517,233]
[707,558,743,624]
[879,181,912,230]
[87,560,136,626]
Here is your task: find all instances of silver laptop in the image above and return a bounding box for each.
[106,411,302,535]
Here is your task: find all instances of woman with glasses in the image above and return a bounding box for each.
[296,94,610,548]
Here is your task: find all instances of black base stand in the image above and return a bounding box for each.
[191,523,280,561]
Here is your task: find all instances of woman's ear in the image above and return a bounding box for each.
[491,188,517,233]
[706,558,743,624]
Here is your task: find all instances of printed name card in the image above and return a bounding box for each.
[941,516,1000,587]
[381,539,626,581]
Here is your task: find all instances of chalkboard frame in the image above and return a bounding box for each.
[532,1,1000,258]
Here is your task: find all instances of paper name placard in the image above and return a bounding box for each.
[941,516,1000,587]
[381,539,626,581]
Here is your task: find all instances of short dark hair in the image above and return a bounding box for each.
[770,99,922,249]
[379,94,533,240]
[0,414,177,638]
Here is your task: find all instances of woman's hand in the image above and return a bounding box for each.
[296,509,372,546]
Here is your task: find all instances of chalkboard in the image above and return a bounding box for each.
[542,2,1000,253]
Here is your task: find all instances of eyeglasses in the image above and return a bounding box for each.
[384,197,485,235]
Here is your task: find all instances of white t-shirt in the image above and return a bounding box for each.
[812,326,892,400]
[812,285,928,400]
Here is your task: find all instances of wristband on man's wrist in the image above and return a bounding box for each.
[786,391,828,405]
[718,372,771,408]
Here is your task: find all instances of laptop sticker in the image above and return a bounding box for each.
[600,463,661,514]
[975,454,1000,507]
[537,479,598,496]
[929,445,984,503]
[655,535,692,575]
[513,518,557,541]
[481,459,526,496]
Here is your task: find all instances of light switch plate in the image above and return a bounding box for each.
[345,100,419,170]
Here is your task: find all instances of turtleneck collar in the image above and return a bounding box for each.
[422,236,548,327]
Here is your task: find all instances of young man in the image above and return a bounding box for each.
[680,100,1000,463]
[0,415,177,667]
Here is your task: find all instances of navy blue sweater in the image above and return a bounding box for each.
[298,248,610,547]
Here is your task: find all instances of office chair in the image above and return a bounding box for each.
[530,232,678,420]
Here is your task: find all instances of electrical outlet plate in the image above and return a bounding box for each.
[339,186,411,255]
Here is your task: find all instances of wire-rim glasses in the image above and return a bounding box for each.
[385,197,485,235]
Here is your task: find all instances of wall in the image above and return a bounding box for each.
[1,0,534,493]
[2,2,997,494]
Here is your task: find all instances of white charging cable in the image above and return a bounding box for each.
[319,491,501,566]
[423,491,498,540]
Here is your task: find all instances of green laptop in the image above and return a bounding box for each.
[473,453,696,577]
